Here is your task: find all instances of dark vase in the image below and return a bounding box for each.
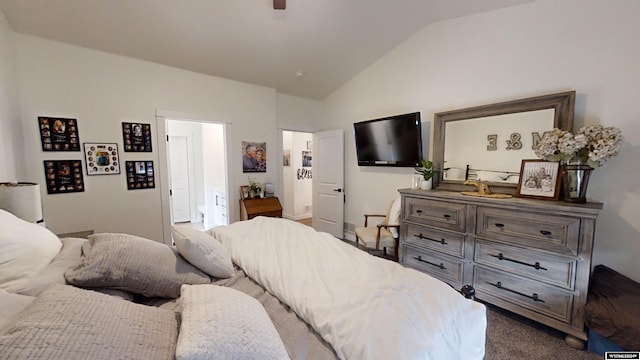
[560,162,593,203]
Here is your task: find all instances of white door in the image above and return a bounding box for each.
[312,129,344,238]
[170,136,191,222]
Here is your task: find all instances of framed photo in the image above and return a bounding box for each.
[302,150,312,167]
[283,149,290,167]
[122,122,152,152]
[516,159,562,200]
[239,185,250,199]
[38,117,80,151]
[242,141,266,173]
[125,161,155,190]
[83,143,120,175]
[43,160,84,194]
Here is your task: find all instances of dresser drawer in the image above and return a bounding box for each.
[476,207,580,255]
[474,266,574,323]
[402,244,464,287]
[404,224,465,258]
[404,197,466,232]
[475,240,576,289]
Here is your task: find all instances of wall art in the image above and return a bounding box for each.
[302,150,312,167]
[242,141,267,173]
[125,161,155,190]
[283,149,291,167]
[83,143,120,175]
[38,117,80,151]
[43,160,84,194]
[516,159,562,200]
[122,122,152,152]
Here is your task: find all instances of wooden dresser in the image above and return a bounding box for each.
[398,189,602,347]
[239,197,282,220]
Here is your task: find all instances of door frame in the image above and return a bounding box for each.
[156,109,231,244]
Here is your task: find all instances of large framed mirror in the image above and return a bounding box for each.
[433,91,575,194]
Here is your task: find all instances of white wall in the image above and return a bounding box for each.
[0,10,23,180]
[15,35,278,240]
[323,0,640,281]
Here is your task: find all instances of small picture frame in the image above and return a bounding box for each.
[125,161,155,190]
[239,185,250,199]
[38,117,80,151]
[516,159,562,200]
[43,160,85,194]
[83,143,120,175]
[122,122,152,152]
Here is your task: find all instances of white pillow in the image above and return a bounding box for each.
[387,196,401,238]
[176,284,289,360]
[172,226,234,279]
[0,209,62,291]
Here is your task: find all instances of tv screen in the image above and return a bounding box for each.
[354,112,422,167]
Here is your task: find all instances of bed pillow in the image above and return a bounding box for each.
[65,233,211,298]
[13,237,85,296]
[171,226,234,279]
[0,284,177,360]
[0,209,62,291]
[176,284,289,360]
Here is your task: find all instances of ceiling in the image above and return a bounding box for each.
[0,0,531,100]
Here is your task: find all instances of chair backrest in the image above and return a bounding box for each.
[387,196,401,238]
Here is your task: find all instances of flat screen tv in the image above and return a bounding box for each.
[354,112,422,167]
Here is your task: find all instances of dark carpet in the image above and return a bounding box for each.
[485,302,600,360]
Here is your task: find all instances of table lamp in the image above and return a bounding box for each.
[0,182,44,223]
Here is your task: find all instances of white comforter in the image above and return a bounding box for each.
[210,217,486,360]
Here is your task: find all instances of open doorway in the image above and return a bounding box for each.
[165,119,228,231]
[282,130,313,224]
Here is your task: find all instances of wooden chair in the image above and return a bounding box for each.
[354,197,401,261]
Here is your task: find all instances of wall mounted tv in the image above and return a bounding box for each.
[353,112,422,167]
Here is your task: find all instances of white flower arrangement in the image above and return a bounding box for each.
[534,125,622,168]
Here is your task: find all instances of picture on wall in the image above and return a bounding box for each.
[516,159,562,200]
[43,160,84,194]
[125,161,155,190]
[283,149,290,167]
[83,143,120,175]
[38,117,80,151]
[122,122,152,152]
[302,150,312,167]
[242,141,267,173]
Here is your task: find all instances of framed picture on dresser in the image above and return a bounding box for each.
[516,159,562,200]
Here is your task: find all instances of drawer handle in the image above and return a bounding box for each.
[414,233,448,245]
[489,281,545,303]
[494,223,505,229]
[492,253,548,271]
[414,256,446,270]
[443,214,451,219]
[539,230,552,236]
[416,209,423,215]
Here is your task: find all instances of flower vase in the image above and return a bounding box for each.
[560,162,593,203]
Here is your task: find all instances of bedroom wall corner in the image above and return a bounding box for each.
[0,8,24,181]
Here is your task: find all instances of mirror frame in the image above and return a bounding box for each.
[433,91,575,194]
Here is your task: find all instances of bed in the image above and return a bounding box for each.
[0,209,487,359]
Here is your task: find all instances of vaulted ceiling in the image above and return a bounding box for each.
[0,0,531,100]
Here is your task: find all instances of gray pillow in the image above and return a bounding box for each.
[172,226,234,279]
[65,233,210,298]
[0,284,177,360]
